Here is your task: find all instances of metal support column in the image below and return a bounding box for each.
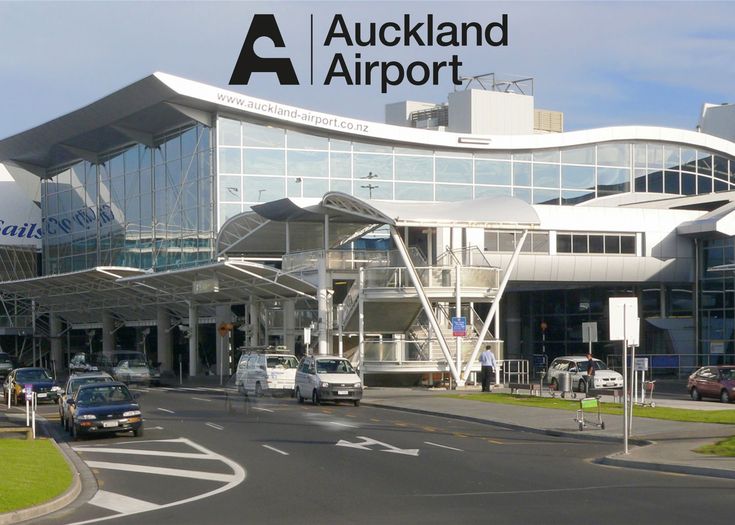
[102,311,115,358]
[157,307,173,373]
[389,226,461,385]
[49,314,62,373]
[188,302,198,377]
[462,230,528,381]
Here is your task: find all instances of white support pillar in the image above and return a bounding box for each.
[157,307,173,373]
[249,299,259,347]
[317,253,329,355]
[284,299,296,352]
[455,264,462,375]
[49,314,63,373]
[188,302,198,377]
[102,312,115,358]
[358,268,365,385]
[462,230,528,381]
[390,226,461,385]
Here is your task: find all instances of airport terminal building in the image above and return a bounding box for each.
[1,72,735,384]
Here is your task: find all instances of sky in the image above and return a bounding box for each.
[1,1,735,139]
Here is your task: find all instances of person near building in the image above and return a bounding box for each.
[479,346,497,392]
[585,353,596,394]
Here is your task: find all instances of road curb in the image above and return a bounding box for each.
[597,453,735,480]
[362,400,650,445]
[0,438,80,525]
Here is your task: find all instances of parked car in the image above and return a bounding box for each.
[294,355,362,406]
[0,352,17,380]
[236,349,299,397]
[59,372,115,431]
[69,353,99,374]
[2,367,62,405]
[112,359,152,385]
[688,365,735,403]
[67,381,143,439]
[547,356,624,392]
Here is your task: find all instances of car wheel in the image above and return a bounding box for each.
[296,387,304,404]
[312,389,320,406]
[690,387,701,401]
[721,390,732,403]
[354,400,360,407]
[133,426,144,438]
[255,382,263,397]
[578,380,586,393]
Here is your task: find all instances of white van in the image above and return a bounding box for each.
[294,355,362,407]
[235,350,299,397]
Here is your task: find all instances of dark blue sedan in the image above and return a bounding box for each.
[2,367,62,405]
[67,382,143,440]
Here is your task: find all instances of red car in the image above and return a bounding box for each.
[688,365,735,403]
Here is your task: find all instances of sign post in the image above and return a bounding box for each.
[609,297,639,455]
[581,322,598,355]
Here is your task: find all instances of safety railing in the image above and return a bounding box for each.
[498,359,530,385]
[363,266,500,290]
[282,247,427,273]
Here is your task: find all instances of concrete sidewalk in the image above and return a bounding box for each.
[362,386,735,480]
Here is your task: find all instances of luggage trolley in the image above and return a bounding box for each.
[641,380,656,407]
[574,396,605,431]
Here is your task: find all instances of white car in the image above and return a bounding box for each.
[113,359,152,385]
[547,356,623,392]
[294,355,362,406]
[236,351,299,397]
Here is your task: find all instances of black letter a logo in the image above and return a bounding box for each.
[230,14,299,85]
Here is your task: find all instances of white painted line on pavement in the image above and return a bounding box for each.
[252,407,274,413]
[88,489,159,513]
[425,441,464,452]
[206,422,224,431]
[262,444,289,456]
[192,396,212,402]
[84,461,237,482]
[157,407,175,414]
[73,447,215,460]
[329,421,358,428]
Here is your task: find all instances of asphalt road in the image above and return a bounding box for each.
[25,385,735,525]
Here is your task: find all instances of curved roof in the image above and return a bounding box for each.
[2,72,735,171]
[216,192,540,256]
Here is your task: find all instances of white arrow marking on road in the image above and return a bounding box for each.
[336,436,419,456]
[157,407,175,414]
[252,407,274,413]
[262,444,289,456]
[192,397,212,402]
[329,421,358,428]
[206,422,224,430]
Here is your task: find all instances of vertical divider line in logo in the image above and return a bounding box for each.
[310,13,314,85]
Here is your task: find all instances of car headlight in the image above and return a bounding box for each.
[123,410,141,417]
[78,414,97,420]
[353,382,361,388]
[51,386,62,392]
[320,382,329,388]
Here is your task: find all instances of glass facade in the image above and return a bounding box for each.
[216,115,735,225]
[42,124,214,274]
[700,238,735,361]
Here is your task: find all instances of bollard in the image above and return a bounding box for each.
[25,396,29,426]
[31,392,36,439]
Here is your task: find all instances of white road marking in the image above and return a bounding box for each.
[84,461,237,482]
[252,407,274,413]
[206,422,224,430]
[425,441,464,452]
[262,444,289,456]
[329,421,358,428]
[191,396,212,402]
[157,407,175,414]
[73,447,215,460]
[147,426,164,430]
[336,436,419,456]
[88,490,159,513]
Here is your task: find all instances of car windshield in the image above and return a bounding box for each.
[16,369,51,382]
[590,360,608,370]
[70,354,87,365]
[316,359,355,374]
[77,384,133,405]
[70,376,112,393]
[267,356,298,369]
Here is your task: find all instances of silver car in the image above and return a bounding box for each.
[113,359,152,385]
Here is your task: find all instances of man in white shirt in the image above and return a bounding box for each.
[479,346,497,392]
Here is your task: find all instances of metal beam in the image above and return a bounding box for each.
[462,230,528,381]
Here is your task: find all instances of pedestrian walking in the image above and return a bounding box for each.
[585,353,596,394]
[480,346,497,392]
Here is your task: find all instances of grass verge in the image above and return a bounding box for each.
[444,392,735,425]
[0,438,73,514]
[695,436,735,456]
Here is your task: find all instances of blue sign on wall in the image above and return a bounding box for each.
[452,317,467,337]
